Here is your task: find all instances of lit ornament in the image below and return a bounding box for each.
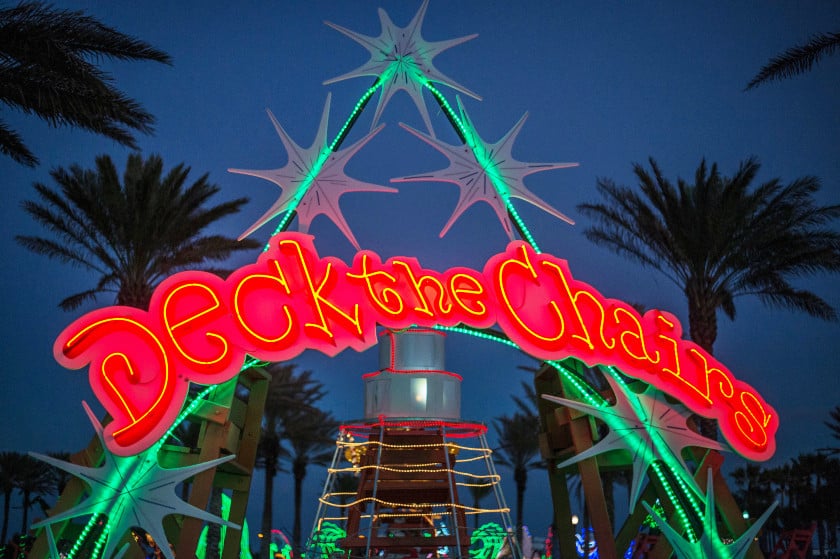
[469,522,508,559]
[229,93,395,249]
[30,403,239,559]
[323,0,480,136]
[308,521,346,559]
[393,98,577,239]
[643,470,777,559]
[542,370,725,512]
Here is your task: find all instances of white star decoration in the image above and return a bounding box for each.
[31,403,238,559]
[324,0,480,136]
[229,94,396,249]
[393,98,577,239]
[644,470,778,559]
[542,370,725,512]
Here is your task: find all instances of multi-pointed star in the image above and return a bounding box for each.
[324,0,480,136]
[393,98,577,239]
[542,369,725,512]
[644,470,778,559]
[31,403,238,559]
[229,94,395,249]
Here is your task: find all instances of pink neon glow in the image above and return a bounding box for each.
[55,232,777,460]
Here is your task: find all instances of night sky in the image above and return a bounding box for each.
[1,0,839,544]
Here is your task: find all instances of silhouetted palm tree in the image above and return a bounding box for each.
[747,30,840,90]
[284,408,338,552]
[256,364,328,559]
[16,455,53,533]
[17,153,259,310]
[0,2,172,166]
[0,451,23,544]
[579,157,840,356]
[494,412,543,535]
[467,482,493,529]
[579,158,840,437]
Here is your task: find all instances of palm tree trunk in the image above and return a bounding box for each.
[261,462,276,559]
[293,461,306,553]
[21,491,30,533]
[687,290,720,438]
[2,490,11,543]
[515,466,526,536]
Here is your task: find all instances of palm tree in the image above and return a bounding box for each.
[0,1,171,167]
[578,157,840,355]
[16,153,260,310]
[283,408,338,552]
[16,454,54,533]
[579,158,840,438]
[256,364,328,559]
[747,30,840,90]
[467,483,493,529]
[493,412,543,535]
[0,451,23,544]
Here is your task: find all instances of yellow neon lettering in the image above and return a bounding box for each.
[163,282,228,366]
[496,246,564,343]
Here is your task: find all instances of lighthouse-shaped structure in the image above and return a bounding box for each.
[307,329,519,559]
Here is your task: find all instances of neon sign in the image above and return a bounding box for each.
[55,232,777,460]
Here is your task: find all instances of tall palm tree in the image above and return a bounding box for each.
[283,408,338,552]
[578,157,840,355]
[15,454,54,533]
[579,158,840,438]
[256,364,328,559]
[0,1,171,167]
[0,451,23,544]
[16,153,260,310]
[467,483,493,529]
[747,30,840,90]
[493,412,543,535]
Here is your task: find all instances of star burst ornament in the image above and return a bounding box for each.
[644,470,778,559]
[324,0,480,136]
[542,369,725,512]
[31,403,239,559]
[229,93,396,249]
[393,98,577,239]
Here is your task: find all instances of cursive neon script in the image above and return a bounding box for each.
[55,233,777,460]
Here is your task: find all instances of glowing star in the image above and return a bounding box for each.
[644,470,778,559]
[31,403,239,559]
[392,98,577,239]
[324,0,480,136]
[229,93,395,249]
[542,370,725,512]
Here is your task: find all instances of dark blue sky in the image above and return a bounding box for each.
[1,0,839,543]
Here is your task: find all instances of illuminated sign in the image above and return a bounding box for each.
[55,232,777,460]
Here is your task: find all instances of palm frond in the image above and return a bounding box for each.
[746,31,840,89]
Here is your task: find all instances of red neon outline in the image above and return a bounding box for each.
[55,232,778,460]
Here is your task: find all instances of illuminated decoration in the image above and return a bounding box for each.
[469,523,508,559]
[229,94,396,248]
[643,470,778,559]
[542,369,725,511]
[574,527,598,558]
[393,99,577,239]
[308,329,517,559]
[269,529,293,559]
[308,522,345,559]
[56,233,777,460]
[324,0,480,136]
[30,403,239,559]
[196,493,253,559]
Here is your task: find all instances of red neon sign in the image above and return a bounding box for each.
[55,232,777,460]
